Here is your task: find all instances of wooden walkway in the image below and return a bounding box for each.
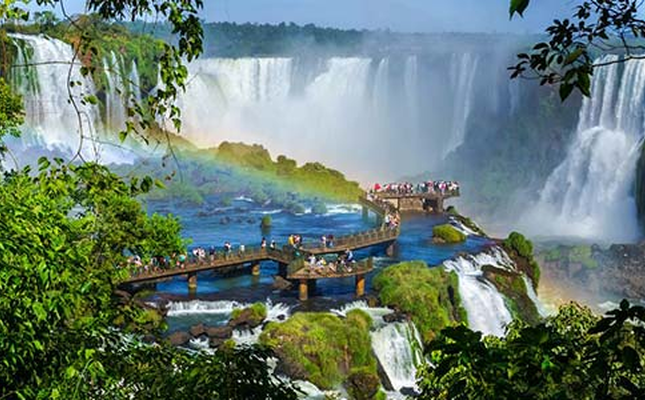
[123,192,399,290]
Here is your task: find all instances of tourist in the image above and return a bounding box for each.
[261,237,267,249]
[239,244,245,254]
[270,240,276,250]
[345,249,354,263]
[321,235,327,248]
[327,234,334,248]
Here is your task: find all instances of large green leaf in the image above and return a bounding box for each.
[509,0,530,18]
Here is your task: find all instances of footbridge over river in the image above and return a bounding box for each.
[122,194,399,300]
[122,185,457,300]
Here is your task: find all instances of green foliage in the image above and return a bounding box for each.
[504,231,533,258]
[503,231,541,287]
[0,161,297,399]
[259,310,377,390]
[373,261,466,343]
[419,300,645,399]
[432,224,466,243]
[482,265,541,325]
[0,77,23,140]
[261,215,272,228]
[510,0,645,101]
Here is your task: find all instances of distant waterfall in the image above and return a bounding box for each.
[443,247,514,337]
[445,53,478,157]
[404,55,420,141]
[103,52,127,132]
[9,34,138,164]
[10,34,101,157]
[525,56,645,241]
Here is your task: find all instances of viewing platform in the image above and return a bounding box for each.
[367,188,459,213]
[287,258,374,301]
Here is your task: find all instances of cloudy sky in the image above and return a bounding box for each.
[31,0,580,33]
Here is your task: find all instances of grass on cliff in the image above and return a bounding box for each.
[259,310,377,390]
[432,224,466,244]
[503,231,541,288]
[373,261,467,344]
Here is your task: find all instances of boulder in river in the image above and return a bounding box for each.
[189,323,207,338]
[206,326,233,339]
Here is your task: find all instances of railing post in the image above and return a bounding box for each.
[299,279,308,301]
[188,272,197,294]
[355,274,365,297]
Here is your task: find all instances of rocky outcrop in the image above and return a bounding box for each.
[228,303,267,329]
[538,243,645,301]
[168,331,191,346]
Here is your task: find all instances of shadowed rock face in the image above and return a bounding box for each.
[537,243,645,302]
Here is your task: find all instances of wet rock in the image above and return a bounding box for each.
[209,337,226,348]
[168,331,191,347]
[272,275,293,290]
[229,308,265,329]
[383,311,408,323]
[206,326,233,339]
[345,369,380,400]
[189,323,207,338]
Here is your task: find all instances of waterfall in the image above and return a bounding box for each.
[371,322,423,392]
[404,55,420,141]
[372,58,390,112]
[129,59,142,103]
[103,51,127,132]
[525,55,645,241]
[443,247,514,337]
[9,34,136,164]
[10,34,101,156]
[445,53,479,157]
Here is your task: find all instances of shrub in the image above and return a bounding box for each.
[261,215,272,228]
[432,224,466,243]
[373,261,466,343]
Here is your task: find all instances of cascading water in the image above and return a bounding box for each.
[525,55,645,241]
[443,247,514,337]
[103,51,127,132]
[10,34,101,156]
[169,53,500,181]
[9,34,136,164]
[371,322,423,392]
[445,53,479,157]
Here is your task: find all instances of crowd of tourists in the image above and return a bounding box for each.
[127,188,400,277]
[370,180,460,195]
[303,249,357,276]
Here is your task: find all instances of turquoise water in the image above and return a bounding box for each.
[145,195,491,313]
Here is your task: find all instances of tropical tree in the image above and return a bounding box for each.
[418,301,645,399]
[509,0,645,100]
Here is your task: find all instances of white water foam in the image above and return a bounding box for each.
[524,55,645,242]
[443,247,514,336]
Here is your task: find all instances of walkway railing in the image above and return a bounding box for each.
[123,193,401,285]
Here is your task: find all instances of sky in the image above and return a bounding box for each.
[31,0,581,34]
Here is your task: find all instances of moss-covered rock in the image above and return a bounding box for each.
[373,261,466,344]
[259,310,378,392]
[229,302,267,329]
[502,231,541,289]
[432,224,466,244]
[481,265,541,325]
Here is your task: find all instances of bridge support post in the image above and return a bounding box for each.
[278,263,288,277]
[386,242,396,257]
[299,279,308,301]
[436,197,444,213]
[188,272,197,294]
[355,274,365,297]
[251,263,261,276]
